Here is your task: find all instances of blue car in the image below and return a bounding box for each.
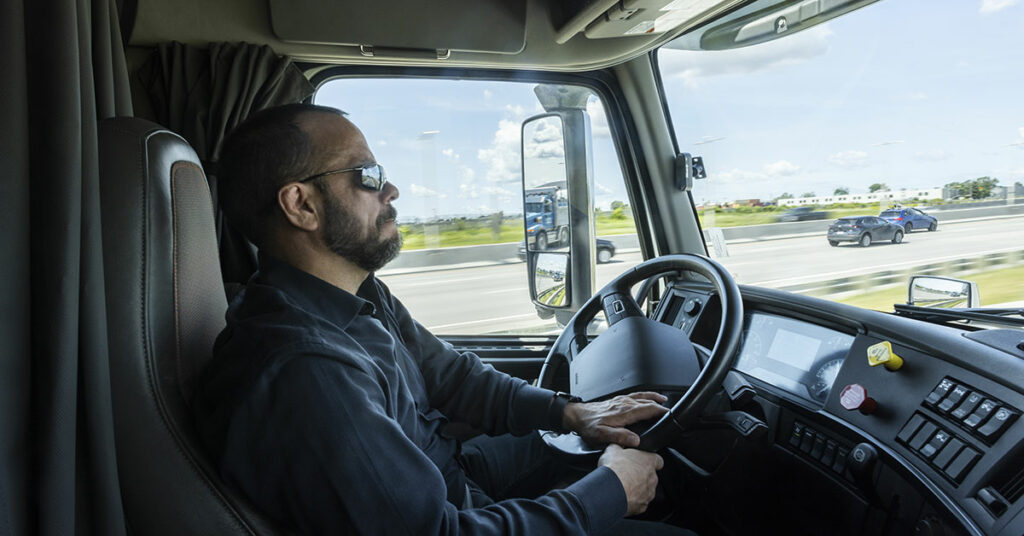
[879,206,938,233]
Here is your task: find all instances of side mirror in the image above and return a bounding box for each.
[908,276,980,308]
[522,113,572,310]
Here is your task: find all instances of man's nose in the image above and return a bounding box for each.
[382,181,399,202]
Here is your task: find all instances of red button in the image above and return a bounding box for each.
[840,384,878,415]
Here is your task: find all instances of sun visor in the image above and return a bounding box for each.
[268,0,527,55]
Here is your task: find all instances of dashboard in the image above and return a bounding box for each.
[653,283,1024,536]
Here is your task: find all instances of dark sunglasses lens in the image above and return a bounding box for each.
[360,164,386,190]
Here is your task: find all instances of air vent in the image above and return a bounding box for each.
[982,447,1024,515]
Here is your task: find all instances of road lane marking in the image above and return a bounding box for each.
[482,287,528,295]
[427,313,539,331]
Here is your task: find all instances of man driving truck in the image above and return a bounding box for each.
[192,103,694,535]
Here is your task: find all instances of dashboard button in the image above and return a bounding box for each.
[965,399,999,429]
[937,385,968,413]
[909,422,939,451]
[789,421,804,447]
[925,379,954,406]
[800,428,816,453]
[919,429,951,459]
[977,407,1018,441]
[833,446,849,474]
[821,440,838,467]
[932,438,965,470]
[866,341,904,371]
[840,384,878,415]
[811,435,826,460]
[943,448,980,483]
[952,392,983,421]
[897,414,926,444]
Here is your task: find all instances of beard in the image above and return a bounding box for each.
[321,195,402,272]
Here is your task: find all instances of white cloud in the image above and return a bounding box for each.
[872,140,905,147]
[410,184,445,198]
[477,119,524,184]
[907,92,929,101]
[377,140,388,146]
[659,26,832,88]
[483,89,493,99]
[442,148,455,158]
[762,160,800,176]
[596,182,614,195]
[587,99,611,138]
[1019,127,1024,138]
[459,166,475,181]
[980,0,1020,14]
[694,136,725,145]
[714,168,766,184]
[827,150,869,168]
[523,117,566,159]
[458,182,479,199]
[913,149,952,161]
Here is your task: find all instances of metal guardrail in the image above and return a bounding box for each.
[775,249,1024,298]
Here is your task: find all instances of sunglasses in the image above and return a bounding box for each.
[297,163,388,191]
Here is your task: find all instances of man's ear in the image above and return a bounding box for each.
[277,183,320,232]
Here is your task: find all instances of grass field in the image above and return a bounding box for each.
[830,265,1024,312]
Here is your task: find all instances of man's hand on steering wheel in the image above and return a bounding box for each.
[562,392,670,448]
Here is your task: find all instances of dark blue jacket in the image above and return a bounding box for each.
[192,255,626,535]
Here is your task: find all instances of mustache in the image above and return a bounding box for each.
[376,206,398,229]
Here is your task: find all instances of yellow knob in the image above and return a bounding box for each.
[867,341,903,371]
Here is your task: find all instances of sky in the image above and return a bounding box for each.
[315,0,1024,218]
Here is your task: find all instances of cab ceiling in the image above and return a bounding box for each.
[129,0,721,72]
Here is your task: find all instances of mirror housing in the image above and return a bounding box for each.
[521,85,596,319]
[908,276,981,308]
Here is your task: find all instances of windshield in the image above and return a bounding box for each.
[659,0,1024,312]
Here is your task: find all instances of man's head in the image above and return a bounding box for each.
[219,103,401,273]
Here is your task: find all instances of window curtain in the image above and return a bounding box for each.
[138,42,315,286]
[0,0,132,534]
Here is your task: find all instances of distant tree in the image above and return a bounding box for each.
[972,176,999,198]
[868,183,889,193]
[800,192,816,198]
[610,200,625,211]
[775,192,794,200]
[945,176,1000,199]
[611,207,626,220]
[834,187,849,195]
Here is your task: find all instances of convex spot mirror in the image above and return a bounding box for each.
[532,252,571,309]
[908,276,980,308]
[522,113,571,309]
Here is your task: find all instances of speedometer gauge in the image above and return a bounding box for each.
[810,358,844,400]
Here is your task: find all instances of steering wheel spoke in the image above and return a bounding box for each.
[600,291,645,326]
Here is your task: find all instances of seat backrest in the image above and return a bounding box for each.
[98,117,284,535]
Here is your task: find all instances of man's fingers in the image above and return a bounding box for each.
[628,391,668,403]
[653,453,665,470]
[597,425,640,447]
[609,400,668,425]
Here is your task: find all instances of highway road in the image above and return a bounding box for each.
[378,216,1024,335]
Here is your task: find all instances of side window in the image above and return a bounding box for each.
[315,78,638,335]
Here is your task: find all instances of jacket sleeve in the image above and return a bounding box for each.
[373,279,568,435]
[220,354,626,536]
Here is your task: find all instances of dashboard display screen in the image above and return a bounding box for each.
[734,313,854,403]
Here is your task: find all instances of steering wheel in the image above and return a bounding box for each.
[537,254,744,455]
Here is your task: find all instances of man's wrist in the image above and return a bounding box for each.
[548,391,582,433]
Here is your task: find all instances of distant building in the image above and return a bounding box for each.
[733,198,763,207]
[777,187,944,207]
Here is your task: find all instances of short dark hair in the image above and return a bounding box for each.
[217,103,346,248]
